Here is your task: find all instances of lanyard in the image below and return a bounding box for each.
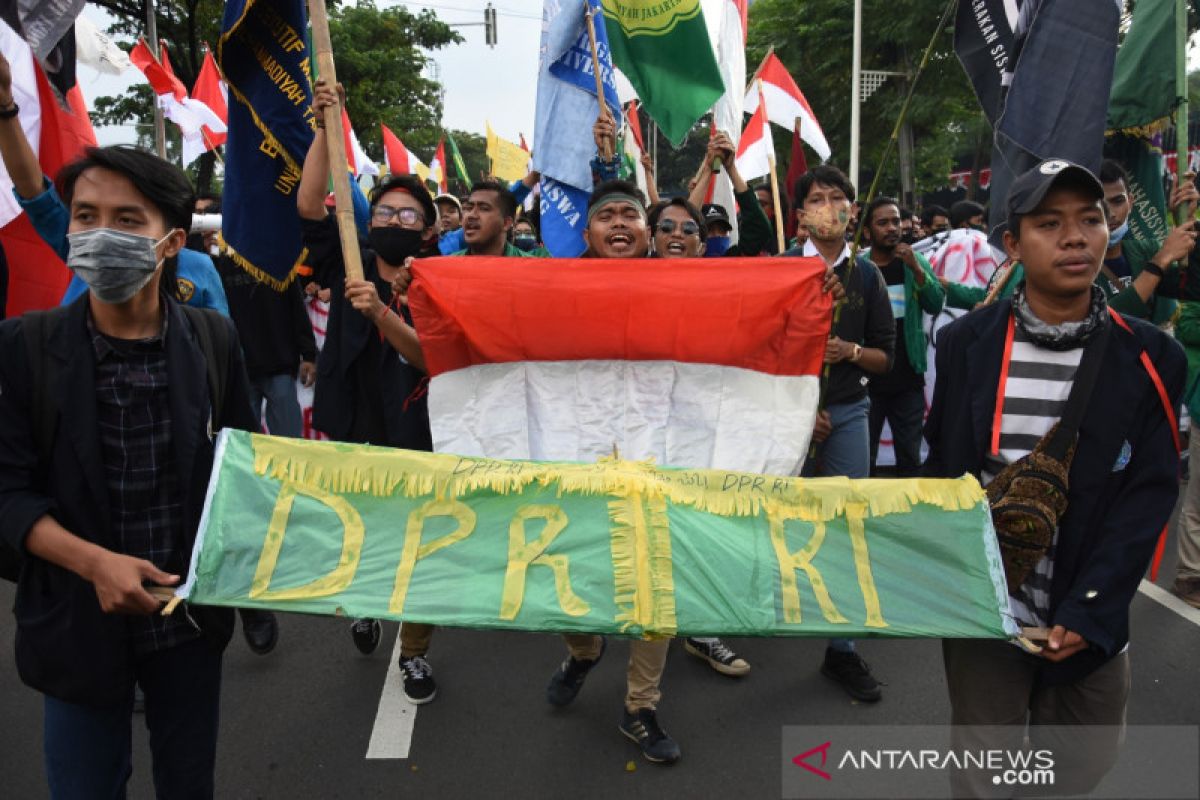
[990,313,1017,457]
[377,290,403,344]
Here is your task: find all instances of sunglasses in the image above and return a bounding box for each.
[656,219,700,236]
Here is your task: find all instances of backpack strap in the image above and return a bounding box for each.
[179,305,230,430]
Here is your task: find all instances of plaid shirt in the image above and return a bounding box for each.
[90,311,200,654]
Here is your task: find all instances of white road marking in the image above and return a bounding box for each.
[1138,580,1200,627]
[365,631,417,759]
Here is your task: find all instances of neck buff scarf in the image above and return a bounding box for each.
[1012,283,1109,351]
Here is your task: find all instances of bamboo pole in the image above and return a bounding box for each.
[584,0,613,160]
[1175,0,1189,227]
[307,0,364,280]
[759,81,786,253]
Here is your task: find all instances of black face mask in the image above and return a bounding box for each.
[368,226,425,265]
[900,231,916,244]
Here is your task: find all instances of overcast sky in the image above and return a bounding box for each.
[85,0,545,150]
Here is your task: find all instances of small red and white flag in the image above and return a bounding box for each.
[702,0,748,242]
[381,123,428,179]
[341,108,378,177]
[409,257,831,474]
[428,138,449,193]
[0,19,96,315]
[743,51,830,162]
[129,38,226,165]
[191,48,227,148]
[735,89,773,181]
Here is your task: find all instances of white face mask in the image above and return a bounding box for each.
[1107,219,1130,248]
[66,228,172,304]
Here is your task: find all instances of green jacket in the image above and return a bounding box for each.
[451,241,545,258]
[726,188,772,257]
[1175,300,1200,420]
[861,250,944,374]
[945,236,1176,322]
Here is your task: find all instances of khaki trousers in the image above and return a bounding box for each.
[1177,433,1200,578]
[400,623,435,658]
[942,638,1130,798]
[563,634,670,712]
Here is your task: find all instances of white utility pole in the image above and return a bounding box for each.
[849,0,862,192]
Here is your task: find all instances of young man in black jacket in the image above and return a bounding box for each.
[784,165,895,703]
[299,79,439,703]
[925,159,1185,796]
[0,145,255,798]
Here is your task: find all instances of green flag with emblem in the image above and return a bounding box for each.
[600,0,724,146]
[446,134,471,188]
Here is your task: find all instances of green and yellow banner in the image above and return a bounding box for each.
[182,431,1016,640]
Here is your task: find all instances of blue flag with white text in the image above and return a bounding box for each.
[218,0,314,290]
[534,0,623,256]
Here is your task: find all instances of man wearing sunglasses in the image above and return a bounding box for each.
[298,80,441,704]
[647,199,707,257]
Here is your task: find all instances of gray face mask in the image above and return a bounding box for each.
[66,228,171,305]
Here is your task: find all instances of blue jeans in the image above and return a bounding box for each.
[251,372,302,438]
[803,396,870,653]
[43,637,223,800]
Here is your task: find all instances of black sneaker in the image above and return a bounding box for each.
[350,618,382,655]
[620,708,681,764]
[820,646,882,702]
[399,655,437,705]
[546,637,606,706]
[684,637,750,677]
[240,609,279,655]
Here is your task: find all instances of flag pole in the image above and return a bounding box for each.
[761,80,786,253]
[145,0,167,159]
[307,0,364,281]
[583,0,613,159]
[1175,0,1189,226]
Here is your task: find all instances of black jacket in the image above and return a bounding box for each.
[302,216,432,449]
[216,255,317,379]
[0,295,256,706]
[923,300,1184,686]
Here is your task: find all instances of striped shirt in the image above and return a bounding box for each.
[984,325,1083,629]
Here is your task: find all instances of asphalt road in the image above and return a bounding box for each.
[2,513,1198,799]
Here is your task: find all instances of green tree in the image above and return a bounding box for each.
[87,0,458,193]
[746,0,979,202]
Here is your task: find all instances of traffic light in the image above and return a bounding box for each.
[484,4,497,47]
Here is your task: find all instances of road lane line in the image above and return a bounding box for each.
[365,631,417,759]
[1138,580,1200,627]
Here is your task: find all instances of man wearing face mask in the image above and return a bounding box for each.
[511,217,551,256]
[0,145,256,797]
[949,200,986,233]
[299,79,440,705]
[0,51,230,318]
[784,165,895,704]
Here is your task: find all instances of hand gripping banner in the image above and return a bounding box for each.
[179,430,1017,640]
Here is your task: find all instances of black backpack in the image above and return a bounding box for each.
[0,304,230,582]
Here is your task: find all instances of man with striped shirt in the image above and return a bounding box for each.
[924,159,1187,797]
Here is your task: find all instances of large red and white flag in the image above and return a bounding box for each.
[0,19,95,316]
[743,51,830,162]
[129,38,225,165]
[381,123,427,178]
[191,49,227,148]
[340,108,378,177]
[735,91,773,181]
[409,257,830,474]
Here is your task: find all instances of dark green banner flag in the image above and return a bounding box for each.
[181,431,1016,640]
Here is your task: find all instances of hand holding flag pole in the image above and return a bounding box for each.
[307,0,364,281]
[583,0,614,160]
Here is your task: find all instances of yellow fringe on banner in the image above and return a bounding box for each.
[249,434,985,526]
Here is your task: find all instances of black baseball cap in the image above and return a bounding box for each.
[701,203,732,230]
[1006,159,1104,228]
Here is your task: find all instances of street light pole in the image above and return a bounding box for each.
[849,0,862,192]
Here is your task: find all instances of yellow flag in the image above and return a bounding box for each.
[486,122,529,182]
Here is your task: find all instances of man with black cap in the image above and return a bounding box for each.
[925,158,1186,797]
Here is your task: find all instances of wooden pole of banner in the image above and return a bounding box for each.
[583,1,613,160]
[759,81,786,253]
[307,0,364,281]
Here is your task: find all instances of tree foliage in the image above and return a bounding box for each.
[746,0,982,201]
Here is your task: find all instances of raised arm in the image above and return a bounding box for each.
[297,79,340,221]
[0,51,44,200]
